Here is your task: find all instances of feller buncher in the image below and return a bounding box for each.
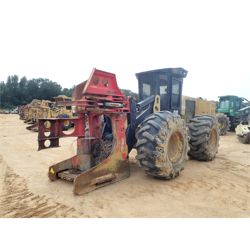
[26,96,73,132]
[25,99,53,131]
[18,105,28,119]
[37,68,220,195]
[20,99,41,122]
[216,95,250,135]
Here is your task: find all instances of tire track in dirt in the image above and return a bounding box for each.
[204,156,250,183]
[0,165,85,218]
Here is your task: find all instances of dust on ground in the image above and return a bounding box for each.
[0,114,249,217]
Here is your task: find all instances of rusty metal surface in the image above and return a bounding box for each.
[38,68,131,195]
[74,159,130,195]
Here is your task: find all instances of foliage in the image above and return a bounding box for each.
[0,74,137,109]
[61,86,75,97]
[0,75,69,109]
[121,89,138,101]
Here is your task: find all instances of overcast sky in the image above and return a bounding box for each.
[0,0,250,101]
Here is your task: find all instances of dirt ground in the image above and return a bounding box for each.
[0,114,249,218]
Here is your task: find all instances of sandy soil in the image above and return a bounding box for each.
[0,114,249,217]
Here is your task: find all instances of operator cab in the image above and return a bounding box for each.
[136,68,187,114]
[217,95,243,114]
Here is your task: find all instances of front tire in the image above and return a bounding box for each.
[135,111,189,179]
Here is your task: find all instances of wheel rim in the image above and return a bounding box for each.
[167,131,184,164]
[209,128,218,149]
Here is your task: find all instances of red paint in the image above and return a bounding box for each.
[38,68,130,157]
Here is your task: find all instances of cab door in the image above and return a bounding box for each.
[158,76,170,111]
[170,77,182,113]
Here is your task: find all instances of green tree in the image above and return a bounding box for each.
[121,88,138,101]
[18,76,28,104]
[0,81,6,107]
[61,86,75,97]
[0,75,137,109]
[38,79,62,100]
[4,75,19,108]
[26,79,40,103]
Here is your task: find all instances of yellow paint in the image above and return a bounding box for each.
[50,168,55,174]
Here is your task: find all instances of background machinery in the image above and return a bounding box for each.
[37,68,220,195]
[23,96,73,131]
[181,96,216,122]
[49,95,73,130]
[235,106,250,144]
[216,95,250,135]
[25,99,53,131]
[19,99,41,122]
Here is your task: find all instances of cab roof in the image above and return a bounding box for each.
[135,68,188,79]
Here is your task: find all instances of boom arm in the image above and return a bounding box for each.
[126,95,158,153]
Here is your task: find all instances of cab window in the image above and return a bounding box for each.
[142,83,151,99]
[219,100,230,109]
[171,80,180,107]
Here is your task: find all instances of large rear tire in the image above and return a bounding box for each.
[188,116,219,161]
[216,113,230,135]
[135,111,189,179]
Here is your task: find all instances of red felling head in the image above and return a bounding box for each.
[83,68,124,97]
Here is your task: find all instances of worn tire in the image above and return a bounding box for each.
[188,116,219,161]
[135,111,189,179]
[237,133,250,144]
[216,113,230,135]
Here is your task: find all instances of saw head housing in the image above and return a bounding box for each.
[38,68,130,195]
